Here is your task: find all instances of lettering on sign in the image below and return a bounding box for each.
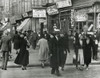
[47,5,59,15]
[33,9,46,18]
[97,13,100,28]
[56,0,72,8]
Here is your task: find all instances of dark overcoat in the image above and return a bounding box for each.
[1,35,11,52]
[59,34,70,66]
[30,32,38,49]
[14,37,29,66]
[13,34,20,50]
[49,36,60,68]
[83,38,92,65]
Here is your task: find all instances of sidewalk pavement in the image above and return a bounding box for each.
[0,48,100,78]
[0,47,100,68]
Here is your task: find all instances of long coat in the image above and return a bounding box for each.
[1,35,11,52]
[14,37,29,66]
[30,32,38,49]
[13,34,20,50]
[37,38,49,61]
[83,38,92,65]
[59,35,70,67]
[49,36,60,68]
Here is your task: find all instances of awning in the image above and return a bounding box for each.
[17,18,30,31]
[72,0,96,9]
[0,22,12,31]
[10,14,23,24]
[0,23,8,30]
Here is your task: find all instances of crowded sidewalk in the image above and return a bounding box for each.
[0,46,100,78]
[0,46,100,68]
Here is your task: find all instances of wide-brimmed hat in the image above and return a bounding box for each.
[54,29,60,34]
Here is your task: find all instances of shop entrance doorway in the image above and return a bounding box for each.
[75,22,86,33]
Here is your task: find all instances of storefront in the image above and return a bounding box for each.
[72,0,100,33]
[47,4,59,33]
[74,8,88,33]
[32,8,47,32]
[46,0,72,33]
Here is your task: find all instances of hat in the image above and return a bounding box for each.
[54,29,60,34]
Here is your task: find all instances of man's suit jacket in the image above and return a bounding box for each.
[1,35,11,52]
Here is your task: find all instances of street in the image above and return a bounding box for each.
[0,47,100,78]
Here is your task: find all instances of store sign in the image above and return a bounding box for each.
[75,15,87,21]
[56,0,72,8]
[47,5,59,15]
[71,9,75,27]
[33,9,46,18]
[97,13,100,28]
[75,9,88,21]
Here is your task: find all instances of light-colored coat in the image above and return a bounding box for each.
[37,38,49,61]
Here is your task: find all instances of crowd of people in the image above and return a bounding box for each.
[0,28,99,77]
[73,30,99,70]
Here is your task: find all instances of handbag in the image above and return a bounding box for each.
[73,54,80,65]
[73,54,77,64]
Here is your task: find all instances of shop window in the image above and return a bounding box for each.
[88,13,94,20]
[75,22,86,33]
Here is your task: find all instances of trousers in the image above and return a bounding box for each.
[2,51,9,69]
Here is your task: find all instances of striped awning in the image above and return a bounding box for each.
[0,22,12,31]
[17,18,30,31]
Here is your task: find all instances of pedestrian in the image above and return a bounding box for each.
[12,31,20,54]
[49,32,61,76]
[73,31,80,69]
[14,33,30,70]
[43,31,50,42]
[31,31,38,49]
[92,33,98,60]
[59,32,70,71]
[1,31,11,70]
[83,34,92,70]
[36,34,49,68]
[78,34,84,70]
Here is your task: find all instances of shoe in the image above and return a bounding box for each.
[24,67,27,70]
[1,68,4,70]
[22,66,25,70]
[22,67,24,70]
[51,70,55,74]
[51,72,55,74]
[56,70,61,76]
[41,63,44,68]
[3,68,7,70]
[79,67,84,71]
[76,67,79,69]
[86,67,89,70]
[61,68,64,71]
[56,73,61,76]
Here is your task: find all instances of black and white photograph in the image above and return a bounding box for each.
[0,0,100,78]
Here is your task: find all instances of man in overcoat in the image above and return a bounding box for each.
[31,31,38,49]
[1,31,11,70]
[73,31,80,68]
[59,32,70,71]
[49,32,61,76]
